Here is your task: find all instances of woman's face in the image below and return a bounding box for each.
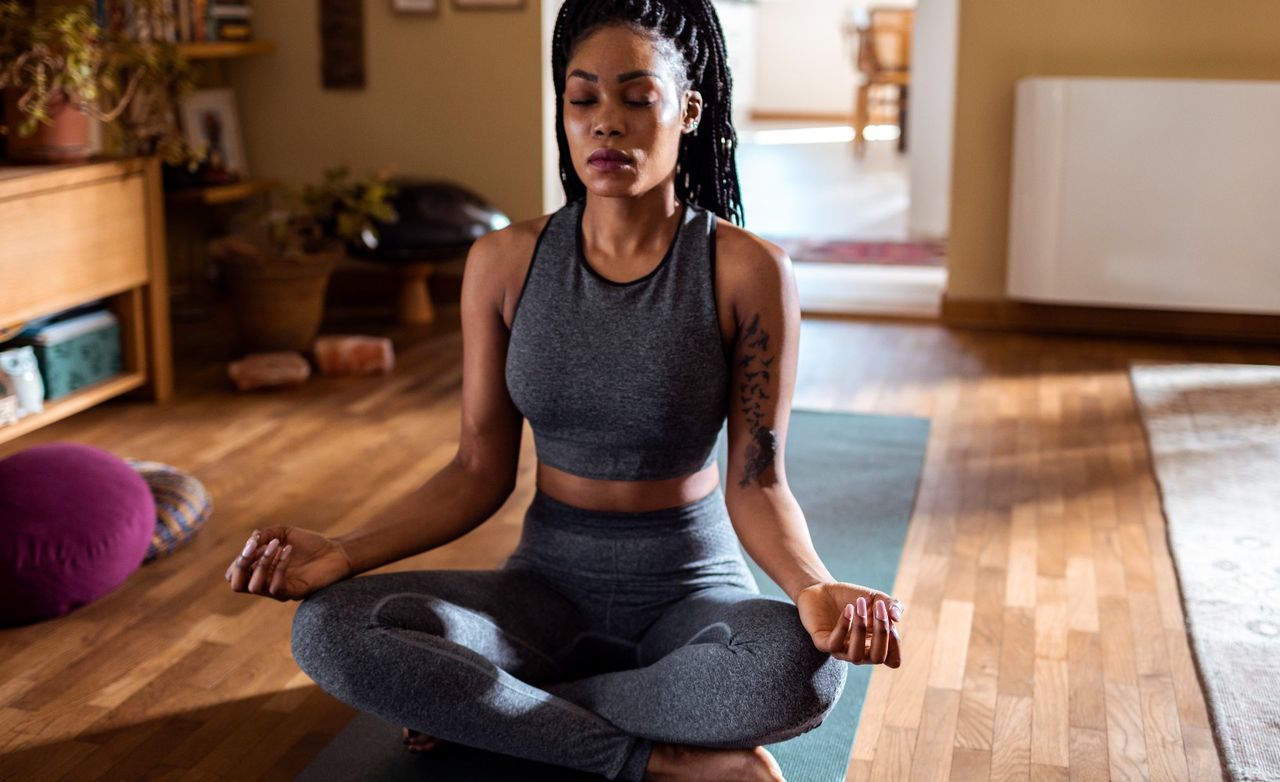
[563,24,703,200]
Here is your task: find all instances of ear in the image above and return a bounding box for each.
[682,89,704,133]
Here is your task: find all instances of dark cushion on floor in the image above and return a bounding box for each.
[125,458,213,563]
[0,441,155,627]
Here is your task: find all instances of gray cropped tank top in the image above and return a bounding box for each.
[504,196,729,481]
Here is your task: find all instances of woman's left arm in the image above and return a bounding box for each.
[722,237,903,667]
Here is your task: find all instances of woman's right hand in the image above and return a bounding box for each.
[225,526,354,601]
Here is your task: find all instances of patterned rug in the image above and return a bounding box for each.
[1130,360,1280,781]
[761,237,946,268]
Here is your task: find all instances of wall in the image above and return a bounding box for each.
[231,0,545,223]
[751,0,912,117]
[905,0,955,240]
[948,0,1280,302]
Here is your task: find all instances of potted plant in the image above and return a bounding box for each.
[209,165,400,354]
[0,0,202,167]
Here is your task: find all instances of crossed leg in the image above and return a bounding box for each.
[290,568,652,780]
[544,584,849,749]
[291,573,846,781]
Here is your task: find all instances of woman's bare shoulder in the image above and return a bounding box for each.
[712,216,791,297]
[468,213,555,327]
[473,213,554,265]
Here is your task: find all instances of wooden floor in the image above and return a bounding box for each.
[2,301,1274,781]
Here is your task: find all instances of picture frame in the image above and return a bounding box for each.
[393,0,439,13]
[451,0,524,11]
[178,88,248,184]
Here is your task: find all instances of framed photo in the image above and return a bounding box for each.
[393,0,439,13]
[451,0,524,11]
[179,88,248,184]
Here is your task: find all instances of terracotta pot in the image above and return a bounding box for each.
[212,239,343,354]
[2,87,93,164]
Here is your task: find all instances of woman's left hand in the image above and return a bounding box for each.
[796,581,903,667]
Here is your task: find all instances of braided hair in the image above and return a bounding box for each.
[551,0,745,227]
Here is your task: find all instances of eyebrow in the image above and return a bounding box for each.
[568,69,661,84]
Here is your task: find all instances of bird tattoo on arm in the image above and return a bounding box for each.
[736,312,779,488]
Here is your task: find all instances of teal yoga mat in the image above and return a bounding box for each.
[295,409,929,782]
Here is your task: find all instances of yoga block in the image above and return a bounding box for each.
[228,352,311,391]
[312,335,395,376]
[13,309,123,400]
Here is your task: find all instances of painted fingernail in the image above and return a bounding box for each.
[264,538,279,557]
[856,597,867,619]
[281,544,292,560]
[844,603,854,621]
[891,602,903,621]
[875,600,888,622]
[240,538,256,557]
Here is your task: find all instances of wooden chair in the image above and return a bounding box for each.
[843,8,913,157]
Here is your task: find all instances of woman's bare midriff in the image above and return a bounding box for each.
[535,460,722,513]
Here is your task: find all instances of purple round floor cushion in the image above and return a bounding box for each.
[0,441,155,627]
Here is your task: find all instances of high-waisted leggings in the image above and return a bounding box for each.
[289,485,848,781]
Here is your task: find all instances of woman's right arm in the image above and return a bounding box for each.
[226,226,528,599]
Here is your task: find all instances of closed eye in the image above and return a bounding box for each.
[568,100,654,107]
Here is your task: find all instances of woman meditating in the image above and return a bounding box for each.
[225,0,904,778]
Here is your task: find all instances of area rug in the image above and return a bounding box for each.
[760,237,946,268]
[294,409,931,782]
[1130,360,1280,781]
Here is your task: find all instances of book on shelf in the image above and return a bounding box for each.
[96,0,255,44]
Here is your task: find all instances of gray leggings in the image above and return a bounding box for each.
[289,485,847,781]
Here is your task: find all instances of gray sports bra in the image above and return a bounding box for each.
[504,196,729,480]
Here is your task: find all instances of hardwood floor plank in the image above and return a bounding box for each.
[1064,557,1100,633]
[1032,658,1070,768]
[1067,631,1107,732]
[1105,681,1152,781]
[950,747,992,782]
[908,687,962,782]
[991,694,1033,782]
[998,606,1035,698]
[1034,577,1068,661]
[928,599,974,690]
[1179,725,1225,782]
[1068,727,1109,782]
[1139,675,1192,782]
[954,566,1005,751]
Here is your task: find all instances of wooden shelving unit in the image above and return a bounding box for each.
[164,38,280,318]
[0,373,147,445]
[0,158,174,446]
[176,40,276,60]
[166,176,282,206]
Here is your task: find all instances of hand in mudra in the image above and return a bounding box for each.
[224,526,354,601]
[797,581,903,667]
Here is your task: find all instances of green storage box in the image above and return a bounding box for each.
[15,310,123,401]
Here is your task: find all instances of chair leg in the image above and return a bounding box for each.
[395,262,436,326]
[853,83,869,158]
[897,85,909,153]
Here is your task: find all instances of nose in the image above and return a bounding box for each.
[592,102,624,137]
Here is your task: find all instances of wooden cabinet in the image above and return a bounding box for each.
[0,157,173,445]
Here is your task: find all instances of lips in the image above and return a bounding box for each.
[588,149,634,164]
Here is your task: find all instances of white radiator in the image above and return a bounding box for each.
[1006,76,1280,315]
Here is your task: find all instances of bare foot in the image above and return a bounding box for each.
[401,726,444,753]
[643,742,785,782]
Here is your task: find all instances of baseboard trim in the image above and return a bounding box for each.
[748,110,853,124]
[940,295,1280,345]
